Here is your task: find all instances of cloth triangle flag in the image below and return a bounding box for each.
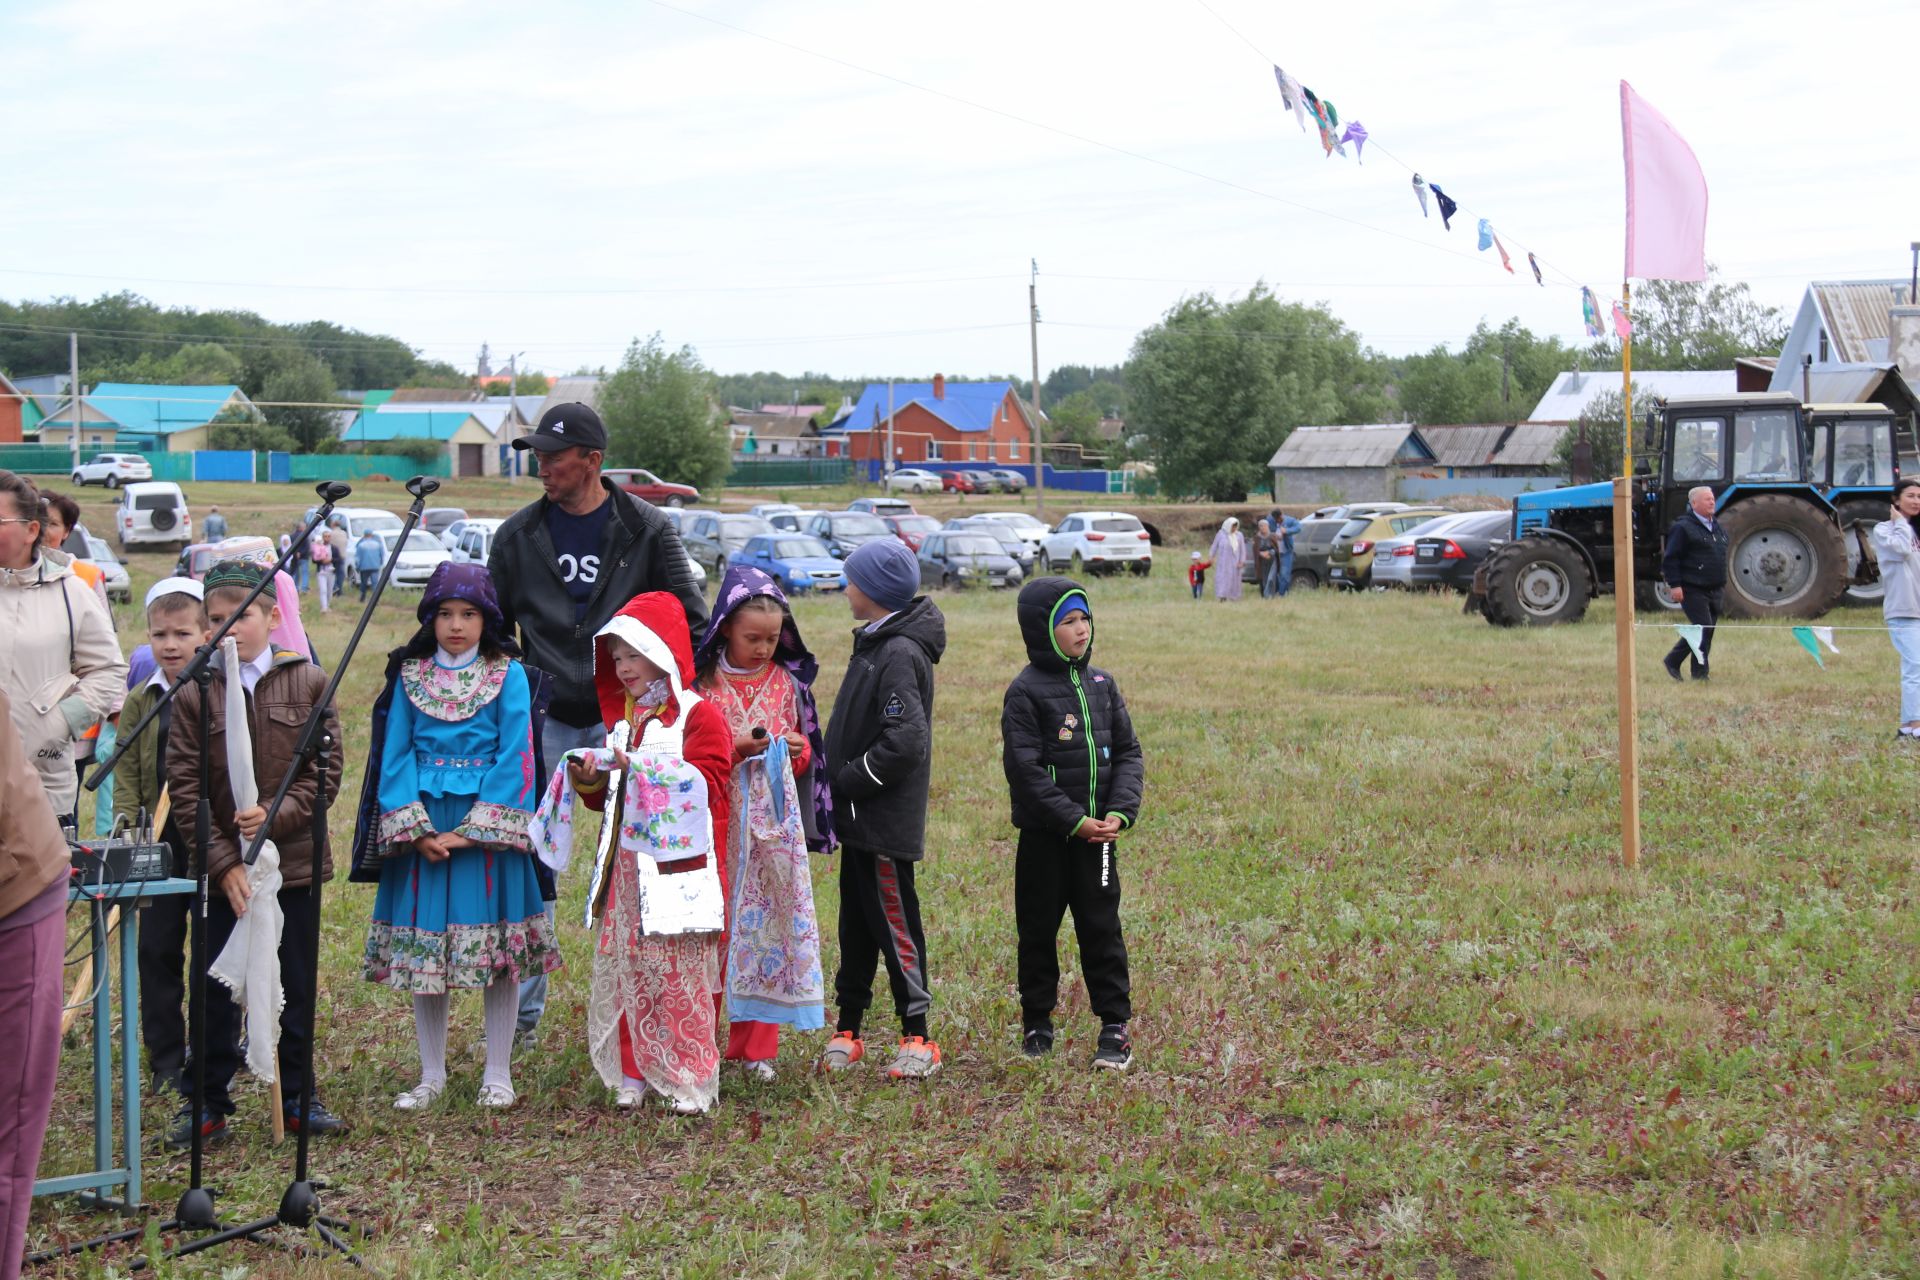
[1477,219,1493,251]
[1412,174,1430,217]
[1674,624,1705,664]
[1528,252,1543,285]
[1791,625,1825,668]
[1340,120,1367,161]
[1811,625,1839,654]
[1582,287,1604,337]
[1493,234,1515,274]
[1273,65,1294,111]
[1430,184,1457,229]
[1622,80,1708,282]
[1613,300,1634,340]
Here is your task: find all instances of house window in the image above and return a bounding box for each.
[1009,438,1019,460]
[926,439,944,462]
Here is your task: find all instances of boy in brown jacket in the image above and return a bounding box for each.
[167,561,343,1147]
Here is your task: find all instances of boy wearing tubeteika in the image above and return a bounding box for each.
[1003,577,1144,1070]
[818,539,947,1081]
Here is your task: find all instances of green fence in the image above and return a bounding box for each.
[288,454,451,482]
[0,445,113,475]
[725,457,853,488]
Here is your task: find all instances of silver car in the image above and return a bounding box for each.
[1369,512,1481,589]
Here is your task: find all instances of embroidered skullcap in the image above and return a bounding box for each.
[203,559,268,593]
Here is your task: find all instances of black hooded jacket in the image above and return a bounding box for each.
[823,595,947,861]
[1002,576,1144,837]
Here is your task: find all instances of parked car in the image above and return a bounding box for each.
[1326,507,1454,589]
[1040,511,1152,576]
[115,481,192,550]
[174,541,220,580]
[989,469,1028,492]
[734,535,846,594]
[1369,512,1486,589]
[940,471,976,494]
[973,510,1049,553]
[848,496,918,517]
[633,510,708,587]
[944,516,1036,574]
[883,514,943,551]
[603,467,700,507]
[680,512,774,576]
[422,507,467,540]
[76,528,132,603]
[448,517,505,564]
[883,469,941,495]
[917,530,1023,590]
[1408,509,1513,592]
[749,503,802,521]
[324,506,407,542]
[1288,502,1413,588]
[963,469,1005,493]
[71,453,151,488]
[805,511,894,559]
[378,528,454,588]
[767,509,827,533]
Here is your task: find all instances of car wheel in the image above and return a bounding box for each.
[107,475,121,489]
[70,472,83,485]
[668,496,684,508]
[1070,552,1085,577]
[938,572,951,590]
[1289,569,1317,591]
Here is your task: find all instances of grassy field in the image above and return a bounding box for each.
[25,478,1920,1278]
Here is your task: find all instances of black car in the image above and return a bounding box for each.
[805,511,894,558]
[943,516,1036,574]
[917,531,1023,589]
[1407,509,1512,591]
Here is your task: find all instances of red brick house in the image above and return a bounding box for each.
[824,375,1035,467]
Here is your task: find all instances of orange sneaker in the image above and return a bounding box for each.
[818,1031,864,1074]
[886,1035,942,1080]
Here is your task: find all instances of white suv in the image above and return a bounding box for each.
[116,481,192,549]
[71,453,152,488]
[1041,510,1153,577]
[884,468,941,494]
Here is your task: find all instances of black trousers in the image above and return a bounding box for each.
[1665,584,1724,675]
[833,844,930,1036]
[1015,829,1132,1027]
[138,891,192,1087]
[199,884,318,1114]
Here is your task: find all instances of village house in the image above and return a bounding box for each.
[36,382,257,452]
[821,375,1034,471]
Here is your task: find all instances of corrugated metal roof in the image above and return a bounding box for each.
[48,383,246,435]
[1421,424,1509,467]
[1812,280,1910,363]
[1487,422,1567,467]
[343,408,476,443]
[1526,369,1734,422]
[1268,424,1428,468]
[378,402,513,435]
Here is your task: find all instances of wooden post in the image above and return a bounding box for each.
[1615,280,1641,869]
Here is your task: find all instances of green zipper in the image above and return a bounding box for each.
[1069,668,1097,816]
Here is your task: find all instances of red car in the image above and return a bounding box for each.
[884,514,942,551]
[603,467,700,508]
[940,471,975,494]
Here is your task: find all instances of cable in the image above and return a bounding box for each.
[0,265,1027,298]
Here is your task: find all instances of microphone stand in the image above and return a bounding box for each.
[152,475,440,1268]
[34,483,352,1267]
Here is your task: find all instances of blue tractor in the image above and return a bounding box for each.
[1805,402,1903,606]
[1477,392,1867,626]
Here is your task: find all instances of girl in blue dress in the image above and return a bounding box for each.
[360,562,560,1111]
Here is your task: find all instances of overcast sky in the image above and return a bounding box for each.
[3,0,1915,386]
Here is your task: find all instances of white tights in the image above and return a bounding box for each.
[412,978,518,1092]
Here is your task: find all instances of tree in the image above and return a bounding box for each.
[1585,265,1788,370]
[209,412,297,454]
[601,334,732,492]
[1046,389,1109,465]
[1549,383,1647,482]
[1127,286,1387,500]
[1393,320,1578,424]
[243,348,342,453]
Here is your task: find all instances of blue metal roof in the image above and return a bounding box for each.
[828,381,1020,435]
[46,382,243,434]
[343,407,473,442]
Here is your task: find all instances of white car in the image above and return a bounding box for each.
[973,510,1050,552]
[1040,510,1153,577]
[116,481,192,550]
[76,527,132,603]
[447,518,505,564]
[884,468,941,495]
[378,528,453,588]
[71,453,152,488]
[325,506,407,542]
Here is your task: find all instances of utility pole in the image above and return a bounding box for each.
[1029,259,1045,521]
[68,332,80,473]
[886,380,895,481]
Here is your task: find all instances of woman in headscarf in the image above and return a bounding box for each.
[1209,517,1247,602]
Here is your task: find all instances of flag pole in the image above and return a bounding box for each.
[1614,279,1641,870]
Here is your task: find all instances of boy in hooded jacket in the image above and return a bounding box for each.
[1002,577,1144,1070]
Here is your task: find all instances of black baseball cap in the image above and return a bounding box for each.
[514,402,607,453]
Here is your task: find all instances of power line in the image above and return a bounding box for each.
[0,265,1028,298]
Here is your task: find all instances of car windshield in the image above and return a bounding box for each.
[397,532,441,553]
[83,534,118,563]
[719,516,774,547]
[358,514,405,535]
[832,515,889,536]
[1091,518,1141,533]
[895,517,941,533]
[775,537,831,558]
[993,514,1046,532]
[947,536,1003,556]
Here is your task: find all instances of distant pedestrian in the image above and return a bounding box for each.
[328,518,349,597]
[202,506,228,542]
[1661,486,1729,682]
[289,521,311,592]
[1273,512,1301,596]
[1872,477,1920,739]
[1208,518,1246,602]
[354,530,383,600]
[311,530,333,613]
[1187,551,1210,600]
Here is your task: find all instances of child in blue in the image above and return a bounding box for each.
[358,562,561,1111]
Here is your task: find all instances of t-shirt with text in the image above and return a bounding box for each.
[545,499,613,619]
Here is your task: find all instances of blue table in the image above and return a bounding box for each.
[34,876,197,1210]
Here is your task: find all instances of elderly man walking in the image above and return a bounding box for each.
[488,402,708,1043]
[1661,485,1730,682]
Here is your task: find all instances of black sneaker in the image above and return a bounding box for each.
[284,1099,348,1136]
[1092,1023,1133,1072]
[164,1105,229,1150]
[1021,1027,1055,1058]
[1662,653,1684,682]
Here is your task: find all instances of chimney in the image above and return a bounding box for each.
[1890,307,1920,372]
[932,373,945,401]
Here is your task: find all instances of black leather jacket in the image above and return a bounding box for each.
[1661,511,1730,589]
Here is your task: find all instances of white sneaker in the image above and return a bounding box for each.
[476,1083,516,1109]
[615,1085,647,1110]
[393,1081,445,1111]
[744,1060,776,1083]
[666,1094,709,1116]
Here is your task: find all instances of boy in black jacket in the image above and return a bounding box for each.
[1003,577,1144,1070]
[819,539,948,1081]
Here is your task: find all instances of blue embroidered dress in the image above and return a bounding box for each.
[362,652,562,993]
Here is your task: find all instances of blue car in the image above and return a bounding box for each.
[735,534,847,594]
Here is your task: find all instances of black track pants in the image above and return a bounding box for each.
[1015,829,1131,1027]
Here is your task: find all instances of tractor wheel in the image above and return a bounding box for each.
[1635,578,1684,613]
[1481,538,1592,627]
[1834,499,1886,607]
[1719,494,1848,619]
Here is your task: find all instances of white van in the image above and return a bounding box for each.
[116,482,192,550]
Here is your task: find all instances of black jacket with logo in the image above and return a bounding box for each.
[823,596,946,862]
[1002,576,1144,837]
[1661,511,1730,589]
[488,479,707,727]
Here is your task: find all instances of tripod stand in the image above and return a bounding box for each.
[39,484,354,1267]
[147,474,442,1267]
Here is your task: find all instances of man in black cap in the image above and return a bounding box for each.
[488,401,708,1042]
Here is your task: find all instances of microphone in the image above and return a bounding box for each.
[406,475,442,499]
[314,481,352,504]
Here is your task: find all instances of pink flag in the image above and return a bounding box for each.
[1621,81,1707,281]
[1612,300,1633,340]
